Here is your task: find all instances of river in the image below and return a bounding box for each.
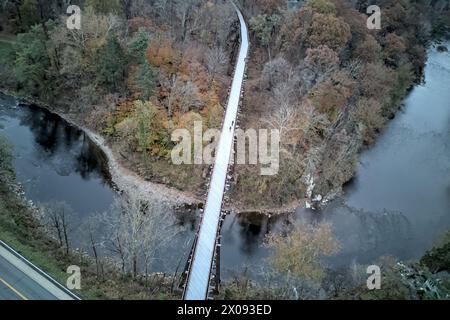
[0,99,116,216]
[0,42,449,280]
[220,42,450,276]
[0,98,193,273]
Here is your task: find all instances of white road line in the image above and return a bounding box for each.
[0,240,79,300]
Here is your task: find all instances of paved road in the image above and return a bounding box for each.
[183,1,249,300]
[0,241,79,300]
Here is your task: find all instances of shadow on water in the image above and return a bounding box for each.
[19,104,112,181]
[0,101,116,219]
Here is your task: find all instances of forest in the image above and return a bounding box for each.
[0,0,450,301]
[1,0,449,210]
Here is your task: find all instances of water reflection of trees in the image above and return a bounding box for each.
[19,105,110,182]
[21,106,60,153]
[220,202,414,274]
[75,136,111,181]
[320,203,413,265]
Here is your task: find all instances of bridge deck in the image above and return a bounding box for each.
[183,2,249,300]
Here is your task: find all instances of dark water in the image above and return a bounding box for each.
[220,43,450,276]
[0,96,192,272]
[0,97,116,217]
[330,43,450,264]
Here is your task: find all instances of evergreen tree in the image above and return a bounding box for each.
[96,35,127,91]
[128,28,150,63]
[134,62,158,101]
[19,0,40,31]
[249,14,280,59]
[14,24,55,98]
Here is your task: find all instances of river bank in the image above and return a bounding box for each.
[0,88,201,207]
[0,130,180,299]
[1,33,449,302]
[0,34,447,224]
[0,87,306,216]
[219,40,450,279]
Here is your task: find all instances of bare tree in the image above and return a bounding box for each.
[62,9,121,51]
[39,201,74,255]
[263,82,298,139]
[191,1,235,47]
[167,76,201,115]
[153,0,171,21]
[206,46,227,85]
[102,195,178,279]
[128,0,153,19]
[174,0,200,41]
[261,56,292,90]
[79,214,107,278]
[120,0,132,19]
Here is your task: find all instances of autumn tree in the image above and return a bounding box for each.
[305,45,339,80]
[249,0,284,14]
[354,97,384,144]
[266,222,340,282]
[0,134,13,182]
[298,98,330,143]
[307,0,336,14]
[310,71,354,122]
[383,33,407,66]
[134,100,156,153]
[389,63,414,111]
[357,62,394,100]
[306,13,351,53]
[146,39,179,76]
[353,35,382,63]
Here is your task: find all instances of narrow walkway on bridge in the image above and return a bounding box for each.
[183,1,250,300]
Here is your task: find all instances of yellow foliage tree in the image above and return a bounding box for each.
[266,222,340,282]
